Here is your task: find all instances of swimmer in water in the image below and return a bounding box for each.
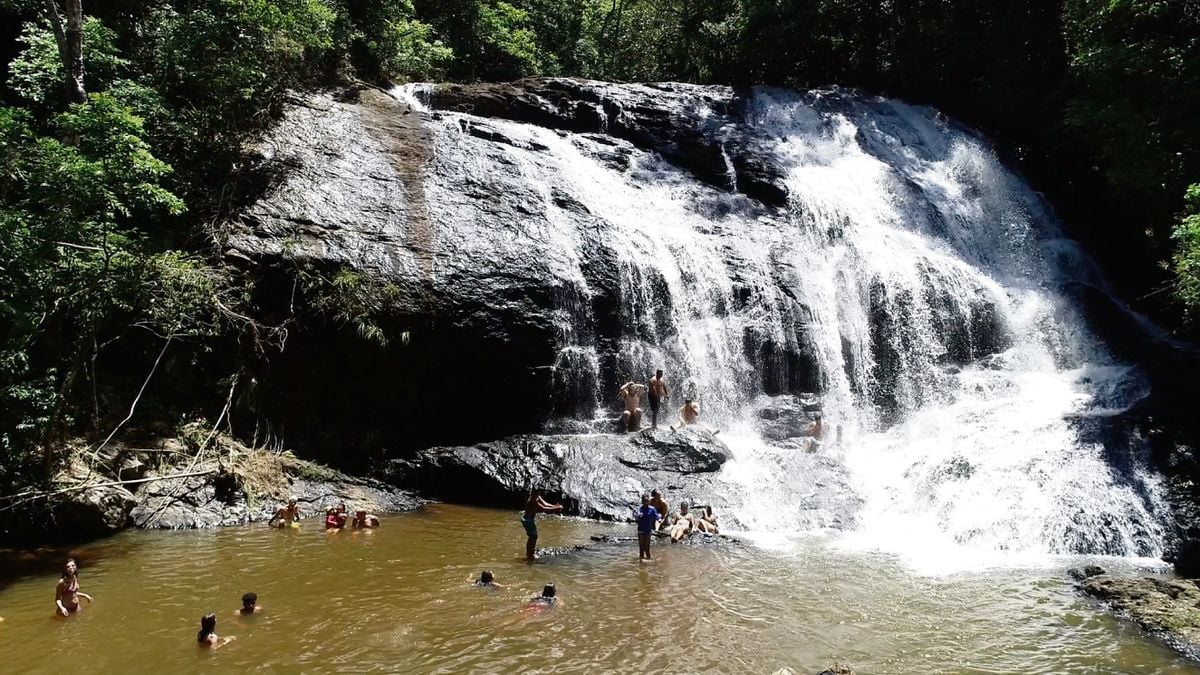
[54,558,92,616]
[324,507,342,532]
[352,510,380,528]
[470,570,503,588]
[197,612,236,649]
[268,497,300,528]
[237,592,262,616]
[335,502,349,528]
[526,583,560,609]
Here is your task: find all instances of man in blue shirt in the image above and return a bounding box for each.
[636,494,660,561]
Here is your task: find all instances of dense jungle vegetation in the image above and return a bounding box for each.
[0,0,1197,502]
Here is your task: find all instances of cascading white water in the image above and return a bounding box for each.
[401,82,1170,565]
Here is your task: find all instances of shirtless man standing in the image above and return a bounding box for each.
[649,489,670,532]
[647,370,669,430]
[619,381,646,432]
[521,488,564,561]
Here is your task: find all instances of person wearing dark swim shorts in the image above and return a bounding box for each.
[647,369,669,430]
[522,488,563,561]
[636,494,660,560]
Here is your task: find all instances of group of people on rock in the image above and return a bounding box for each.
[618,369,715,435]
[636,490,719,558]
[266,497,380,531]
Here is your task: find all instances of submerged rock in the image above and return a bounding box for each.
[1079,574,1200,662]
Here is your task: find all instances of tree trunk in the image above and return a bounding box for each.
[43,0,87,104]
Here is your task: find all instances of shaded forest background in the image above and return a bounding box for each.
[1,0,1198,500]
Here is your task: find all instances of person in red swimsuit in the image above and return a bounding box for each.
[54,558,93,617]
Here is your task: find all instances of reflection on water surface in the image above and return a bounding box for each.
[0,504,1194,674]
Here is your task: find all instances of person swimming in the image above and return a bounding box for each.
[237,592,262,616]
[472,570,503,588]
[352,510,380,528]
[324,507,342,532]
[526,583,559,608]
[268,497,301,528]
[197,612,236,649]
[54,558,93,617]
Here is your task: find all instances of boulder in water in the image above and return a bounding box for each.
[1079,573,1200,661]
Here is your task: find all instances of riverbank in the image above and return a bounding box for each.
[0,426,421,543]
[1074,566,1200,663]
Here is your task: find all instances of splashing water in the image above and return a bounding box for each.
[408,82,1169,567]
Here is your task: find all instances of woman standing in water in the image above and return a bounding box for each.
[54,559,92,616]
[197,613,236,649]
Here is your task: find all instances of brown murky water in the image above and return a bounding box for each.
[0,504,1195,674]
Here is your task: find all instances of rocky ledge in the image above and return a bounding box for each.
[1073,566,1200,662]
[392,427,860,530]
[5,433,421,542]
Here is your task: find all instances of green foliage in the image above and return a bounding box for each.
[1171,184,1200,320]
[298,266,403,347]
[335,0,453,81]
[9,17,129,108]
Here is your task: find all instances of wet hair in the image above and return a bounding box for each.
[198,613,217,642]
[541,583,556,598]
[655,369,663,377]
[705,506,713,516]
[337,502,347,512]
[61,558,76,581]
[685,398,694,404]
[242,592,257,607]
[480,570,494,584]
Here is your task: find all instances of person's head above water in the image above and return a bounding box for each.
[199,612,217,639]
[241,592,257,610]
[62,558,77,579]
[480,570,494,584]
[541,583,556,598]
[337,502,347,513]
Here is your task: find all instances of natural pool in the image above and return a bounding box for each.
[0,504,1195,674]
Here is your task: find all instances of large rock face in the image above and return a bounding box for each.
[394,429,860,530]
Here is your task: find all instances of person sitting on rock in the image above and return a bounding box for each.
[796,414,825,452]
[649,489,670,531]
[268,497,301,528]
[669,501,697,543]
[352,510,380,528]
[471,570,503,588]
[619,381,646,432]
[671,398,719,436]
[197,612,236,649]
[695,505,719,534]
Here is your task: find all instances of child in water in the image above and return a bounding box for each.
[471,570,503,588]
[525,583,560,610]
[237,592,262,616]
[197,612,236,649]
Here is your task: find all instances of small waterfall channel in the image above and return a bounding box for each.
[396,82,1170,565]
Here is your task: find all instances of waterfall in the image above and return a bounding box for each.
[403,82,1170,562]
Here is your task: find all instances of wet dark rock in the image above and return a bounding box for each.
[753,394,820,441]
[1067,565,1106,581]
[1171,539,1200,579]
[395,429,860,532]
[1079,573,1200,662]
[130,467,422,531]
[430,79,790,207]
